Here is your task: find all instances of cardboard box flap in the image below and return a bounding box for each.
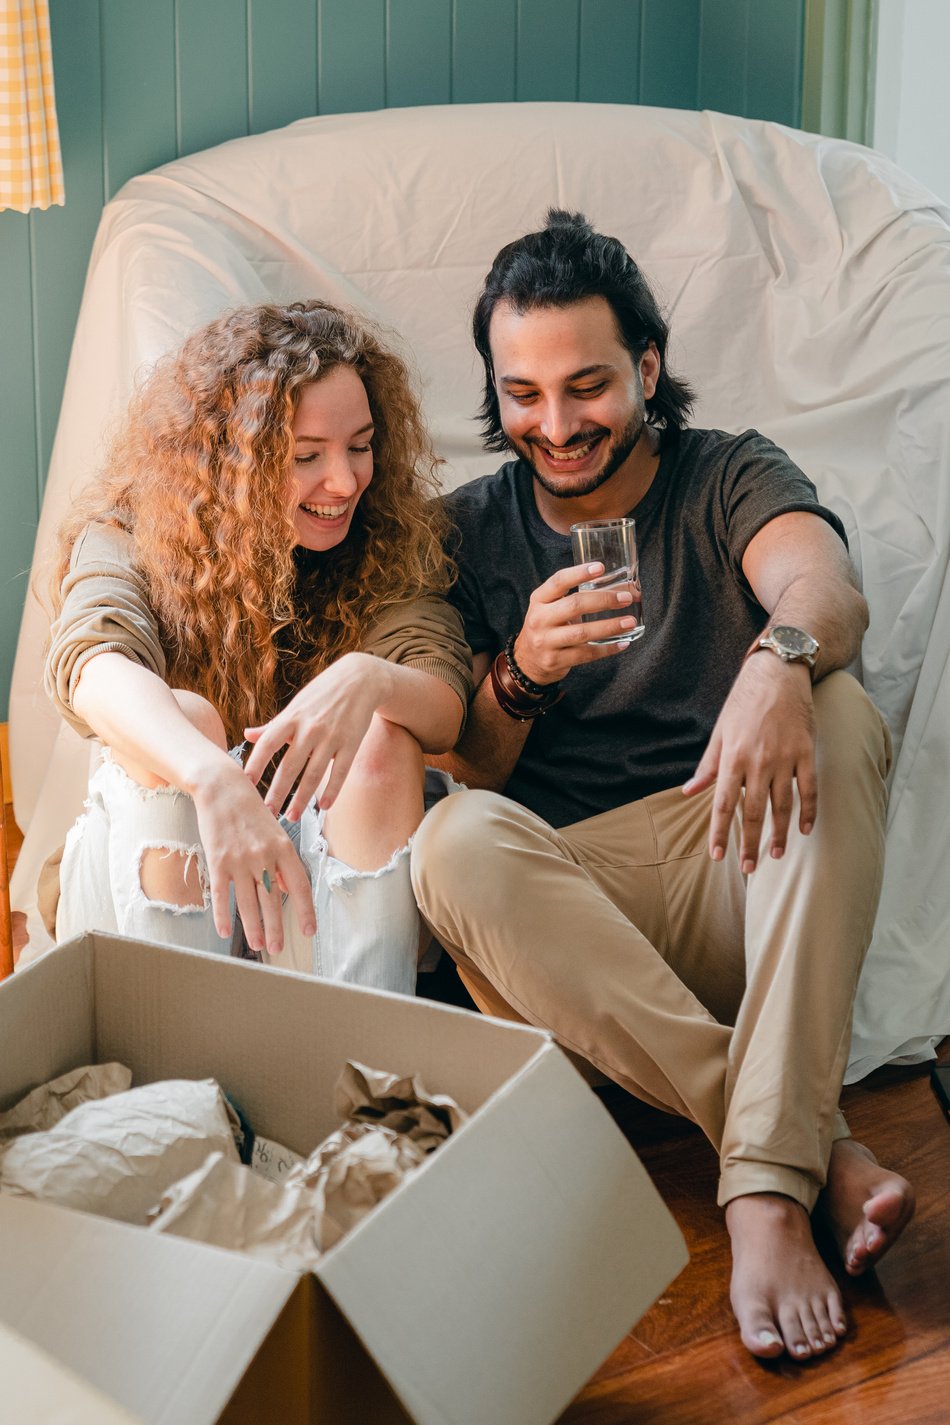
[0,938,95,1113]
[0,1320,145,1424]
[315,1042,688,1425]
[0,1196,299,1425]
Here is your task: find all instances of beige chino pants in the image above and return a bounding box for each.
[412,672,891,1211]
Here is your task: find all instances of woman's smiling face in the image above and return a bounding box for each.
[290,367,375,551]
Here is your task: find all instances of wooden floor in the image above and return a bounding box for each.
[3,731,947,1421]
[559,1052,950,1425]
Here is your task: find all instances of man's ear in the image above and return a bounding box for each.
[640,341,661,401]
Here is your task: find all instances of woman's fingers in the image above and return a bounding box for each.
[243,722,286,784]
[263,740,314,815]
[210,876,233,940]
[256,870,285,956]
[278,849,316,937]
[301,746,355,816]
[233,871,265,955]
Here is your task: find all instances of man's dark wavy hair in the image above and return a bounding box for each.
[473,208,695,451]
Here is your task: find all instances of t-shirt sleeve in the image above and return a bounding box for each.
[718,430,848,584]
[45,523,167,739]
[362,595,474,720]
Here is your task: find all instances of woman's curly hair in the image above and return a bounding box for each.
[53,300,453,743]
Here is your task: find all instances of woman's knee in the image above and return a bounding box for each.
[346,715,424,796]
[170,689,228,749]
[110,690,227,788]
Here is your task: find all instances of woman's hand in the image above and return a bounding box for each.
[191,759,315,956]
[243,652,393,820]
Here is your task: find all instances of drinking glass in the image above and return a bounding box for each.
[569,517,644,645]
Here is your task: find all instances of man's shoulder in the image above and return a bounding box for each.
[672,425,774,464]
[443,460,523,524]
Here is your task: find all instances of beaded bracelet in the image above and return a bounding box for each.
[503,636,551,698]
[490,650,564,721]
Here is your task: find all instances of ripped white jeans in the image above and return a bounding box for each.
[56,755,461,995]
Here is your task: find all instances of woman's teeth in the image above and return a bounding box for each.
[301,501,348,519]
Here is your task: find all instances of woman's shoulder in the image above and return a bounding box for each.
[364,593,464,644]
[69,517,136,574]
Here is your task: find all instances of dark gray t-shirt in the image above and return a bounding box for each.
[444,427,847,828]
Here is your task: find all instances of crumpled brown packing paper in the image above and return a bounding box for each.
[148,1151,325,1272]
[335,1061,468,1150]
[0,1063,132,1142]
[151,1061,468,1260]
[0,1078,240,1224]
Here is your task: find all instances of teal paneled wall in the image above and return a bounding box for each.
[0,0,805,716]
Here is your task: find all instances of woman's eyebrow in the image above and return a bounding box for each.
[295,422,375,443]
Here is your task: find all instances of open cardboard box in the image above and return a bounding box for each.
[0,933,688,1424]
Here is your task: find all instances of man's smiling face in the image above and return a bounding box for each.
[488,295,658,502]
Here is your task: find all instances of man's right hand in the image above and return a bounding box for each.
[513,561,640,685]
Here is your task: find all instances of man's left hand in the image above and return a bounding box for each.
[682,653,817,871]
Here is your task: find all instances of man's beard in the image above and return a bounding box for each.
[513,409,647,501]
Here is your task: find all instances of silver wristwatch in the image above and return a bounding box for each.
[754,624,820,669]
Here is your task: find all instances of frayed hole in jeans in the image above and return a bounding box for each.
[137,842,208,913]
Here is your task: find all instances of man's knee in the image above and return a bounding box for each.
[814,671,891,777]
[411,788,512,913]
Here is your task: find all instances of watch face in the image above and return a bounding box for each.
[771,625,817,655]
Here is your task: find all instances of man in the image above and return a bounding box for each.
[412,210,914,1361]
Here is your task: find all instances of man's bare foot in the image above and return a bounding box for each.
[726,1193,847,1361]
[820,1138,915,1277]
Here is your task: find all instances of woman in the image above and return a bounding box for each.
[45,300,471,993]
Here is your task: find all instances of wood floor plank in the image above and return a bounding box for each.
[785,1343,950,1425]
[558,1052,950,1424]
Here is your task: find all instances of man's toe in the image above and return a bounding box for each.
[739,1305,784,1358]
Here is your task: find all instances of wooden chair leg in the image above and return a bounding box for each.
[0,753,14,979]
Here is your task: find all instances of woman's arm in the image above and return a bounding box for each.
[72,652,315,953]
[243,652,464,820]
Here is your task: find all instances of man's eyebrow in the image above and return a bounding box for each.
[499,363,616,385]
[295,422,375,443]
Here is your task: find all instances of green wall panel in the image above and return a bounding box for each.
[0,217,38,718]
[516,0,580,101]
[579,0,642,103]
[319,0,386,114]
[746,0,803,126]
[698,0,746,114]
[640,0,700,109]
[249,0,317,134]
[101,0,178,197]
[453,0,517,102]
[178,0,250,154]
[387,0,452,108]
[0,0,811,717]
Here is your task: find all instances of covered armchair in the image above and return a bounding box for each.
[9,101,950,1077]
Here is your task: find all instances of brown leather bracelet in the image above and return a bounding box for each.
[490,651,563,721]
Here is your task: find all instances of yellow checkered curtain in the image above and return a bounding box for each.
[0,0,64,212]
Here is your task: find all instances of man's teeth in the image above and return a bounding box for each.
[545,438,597,462]
[301,502,348,518]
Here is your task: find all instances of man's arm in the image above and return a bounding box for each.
[683,509,869,871]
[430,561,640,790]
